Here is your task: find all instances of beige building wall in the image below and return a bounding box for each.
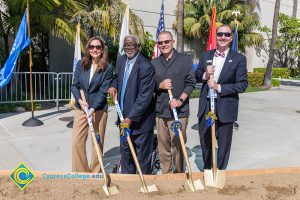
[124,0,177,40]
[246,0,300,71]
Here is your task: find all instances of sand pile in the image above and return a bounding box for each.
[0,171,299,200]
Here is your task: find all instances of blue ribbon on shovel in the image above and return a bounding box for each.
[119,123,132,142]
[95,133,101,144]
[206,111,217,127]
[170,120,182,137]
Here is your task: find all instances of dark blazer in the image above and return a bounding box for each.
[151,50,196,119]
[71,61,113,111]
[195,49,248,123]
[111,53,155,135]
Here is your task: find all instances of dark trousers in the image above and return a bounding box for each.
[120,130,154,174]
[198,100,233,170]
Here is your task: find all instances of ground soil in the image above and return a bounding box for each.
[0,173,299,200]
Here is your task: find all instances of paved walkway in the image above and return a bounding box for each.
[1,80,300,173]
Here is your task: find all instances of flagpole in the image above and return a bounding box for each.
[22,1,43,127]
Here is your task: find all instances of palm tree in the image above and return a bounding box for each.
[263,0,281,88]
[71,0,144,44]
[0,0,82,64]
[177,0,184,52]
[180,0,263,53]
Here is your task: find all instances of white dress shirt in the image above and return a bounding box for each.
[124,53,139,80]
[89,64,95,84]
[203,49,229,94]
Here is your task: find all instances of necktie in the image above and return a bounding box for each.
[214,51,225,58]
[120,61,131,112]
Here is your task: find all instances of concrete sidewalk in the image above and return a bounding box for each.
[1,82,300,173]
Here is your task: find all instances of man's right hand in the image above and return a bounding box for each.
[159,79,172,90]
[205,65,215,80]
[108,87,117,100]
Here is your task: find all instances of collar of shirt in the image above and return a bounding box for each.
[125,52,139,76]
[159,49,177,65]
[164,49,174,61]
[212,49,229,82]
[126,52,139,66]
[215,48,229,59]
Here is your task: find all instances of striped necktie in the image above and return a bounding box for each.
[120,61,131,112]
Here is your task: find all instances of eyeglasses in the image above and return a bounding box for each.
[217,32,232,37]
[157,40,172,45]
[123,43,138,49]
[88,45,102,50]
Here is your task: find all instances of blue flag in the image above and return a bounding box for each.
[0,11,31,88]
[232,23,238,52]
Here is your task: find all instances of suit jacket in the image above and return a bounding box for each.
[111,53,155,135]
[195,49,248,123]
[71,61,113,111]
[151,50,196,118]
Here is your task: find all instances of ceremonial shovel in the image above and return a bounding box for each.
[80,90,119,196]
[114,99,158,193]
[168,90,204,191]
[203,87,225,189]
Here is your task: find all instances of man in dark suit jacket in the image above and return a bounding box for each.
[108,35,155,174]
[196,25,248,170]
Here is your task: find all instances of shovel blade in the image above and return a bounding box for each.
[193,179,205,191]
[186,178,204,191]
[139,184,158,193]
[204,169,226,189]
[103,185,119,196]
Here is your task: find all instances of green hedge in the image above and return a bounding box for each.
[271,79,281,87]
[190,88,200,99]
[0,102,41,113]
[253,68,291,78]
[248,72,264,87]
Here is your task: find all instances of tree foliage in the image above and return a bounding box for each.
[0,0,146,71]
[259,13,300,76]
[177,0,264,53]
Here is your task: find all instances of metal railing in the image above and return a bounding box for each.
[0,72,73,110]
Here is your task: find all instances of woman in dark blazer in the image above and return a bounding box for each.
[71,36,113,172]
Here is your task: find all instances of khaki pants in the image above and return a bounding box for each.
[72,109,108,173]
[156,117,188,174]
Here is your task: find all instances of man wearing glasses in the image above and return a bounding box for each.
[108,35,156,174]
[151,31,196,174]
[195,25,248,171]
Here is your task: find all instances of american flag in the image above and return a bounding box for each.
[152,0,165,59]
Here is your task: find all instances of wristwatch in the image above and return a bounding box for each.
[179,98,184,103]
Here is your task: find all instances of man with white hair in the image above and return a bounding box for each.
[108,35,156,174]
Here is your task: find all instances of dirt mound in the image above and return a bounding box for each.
[0,172,299,199]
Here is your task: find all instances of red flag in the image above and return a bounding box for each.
[207,5,217,51]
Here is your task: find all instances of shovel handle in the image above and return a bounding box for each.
[208,74,217,174]
[167,90,179,121]
[168,89,195,188]
[80,90,108,185]
[127,136,149,193]
[114,100,148,193]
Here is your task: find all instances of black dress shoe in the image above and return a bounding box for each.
[233,121,239,130]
